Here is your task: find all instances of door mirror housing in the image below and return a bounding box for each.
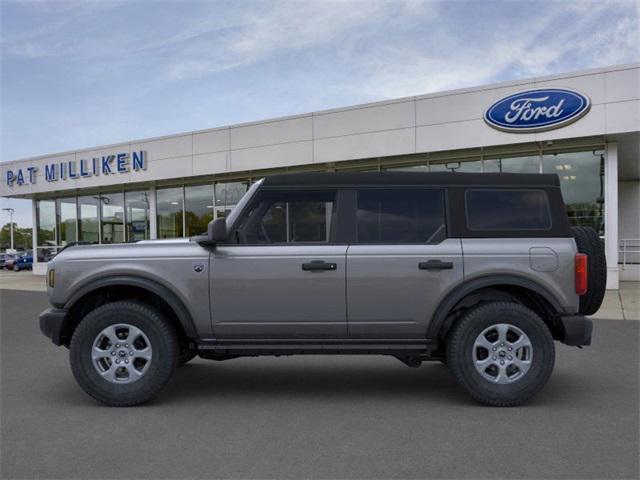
[208,217,228,243]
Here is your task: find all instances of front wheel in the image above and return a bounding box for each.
[70,301,178,407]
[446,301,555,407]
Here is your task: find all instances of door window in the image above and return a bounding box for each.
[356,189,446,243]
[236,190,336,244]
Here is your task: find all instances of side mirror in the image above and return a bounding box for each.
[208,217,228,243]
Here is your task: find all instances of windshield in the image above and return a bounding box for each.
[225,179,263,228]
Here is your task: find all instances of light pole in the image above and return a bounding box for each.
[2,207,15,251]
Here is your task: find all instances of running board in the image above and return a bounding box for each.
[196,338,437,356]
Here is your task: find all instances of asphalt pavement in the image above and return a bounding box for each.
[1,289,639,479]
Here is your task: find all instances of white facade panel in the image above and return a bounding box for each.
[193,152,229,176]
[416,119,536,152]
[606,100,640,134]
[606,68,640,103]
[230,141,313,171]
[230,116,312,150]
[314,128,415,163]
[536,104,607,142]
[132,155,193,182]
[193,128,229,155]
[416,85,531,126]
[130,134,192,161]
[314,101,415,139]
[534,72,606,105]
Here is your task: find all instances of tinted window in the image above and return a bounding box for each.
[236,190,336,244]
[356,189,446,243]
[466,189,551,230]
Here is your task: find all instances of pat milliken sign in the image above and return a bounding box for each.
[5,151,147,187]
[484,88,591,133]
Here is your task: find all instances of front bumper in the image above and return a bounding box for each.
[559,315,593,346]
[39,308,67,346]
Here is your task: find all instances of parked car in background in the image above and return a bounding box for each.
[1,253,16,269]
[12,251,33,271]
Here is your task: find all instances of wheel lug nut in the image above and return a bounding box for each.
[492,356,497,360]
[492,347,497,351]
[508,356,513,360]
[125,344,129,348]
[111,351,116,356]
[500,360,505,365]
[125,359,129,364]
[115,344,120,348]
[501,342,505,346]
[115,359,120,364]
[129,351,134,356]
[508,347,513,351]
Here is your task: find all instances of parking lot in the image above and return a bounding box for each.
[1,288,639,479]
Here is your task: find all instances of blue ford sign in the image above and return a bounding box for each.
[484,88,591,133]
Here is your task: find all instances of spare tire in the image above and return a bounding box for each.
[572,226,607,315]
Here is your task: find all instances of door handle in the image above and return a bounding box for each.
[302,260,337,272]
[419,260,454,270]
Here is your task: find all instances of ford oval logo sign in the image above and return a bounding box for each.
[484,88,591,133]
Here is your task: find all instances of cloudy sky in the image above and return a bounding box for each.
[1,0,639,227]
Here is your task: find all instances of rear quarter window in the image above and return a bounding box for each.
[465,189,552,231]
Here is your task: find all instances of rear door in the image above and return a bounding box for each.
[210,188,348,339]
[346,188,463,338]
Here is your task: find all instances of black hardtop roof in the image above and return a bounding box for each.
[262,171,560,187]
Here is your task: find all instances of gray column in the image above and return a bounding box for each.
[605,142,619,290]
[149,186,157,239]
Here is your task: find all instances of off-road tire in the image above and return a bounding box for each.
[572,226,607,315]
[446,301,555,407]
[70,301,178,407]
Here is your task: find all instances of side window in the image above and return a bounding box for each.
[235,190,336,244]
[356,189,446,243]
[465,189,551,230]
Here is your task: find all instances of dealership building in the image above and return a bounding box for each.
[1,63,638,287]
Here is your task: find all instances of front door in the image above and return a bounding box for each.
[346,187,463,338]
[210,188,347,338]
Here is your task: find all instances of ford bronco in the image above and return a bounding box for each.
[39,172,605,407]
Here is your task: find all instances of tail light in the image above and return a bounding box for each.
[575,253,588,295]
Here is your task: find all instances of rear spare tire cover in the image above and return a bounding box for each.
[572,226,607,315]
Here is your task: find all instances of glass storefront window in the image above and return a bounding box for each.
[36,200,56,261]
[157,187,184,238]
[484,155,540,173]
[36,199,56,246]
[78,196,100,244]
[430,159,482,172]
[384,164,428,172]
[543,151,604,234]
[56,197,77,246]
[100,193,124,244]
[185,184,214,237]
[125,191,150,242]
[214,181,248,218]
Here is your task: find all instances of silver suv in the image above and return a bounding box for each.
[39,172,605,407]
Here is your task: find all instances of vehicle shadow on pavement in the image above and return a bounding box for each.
[146,359,582,407]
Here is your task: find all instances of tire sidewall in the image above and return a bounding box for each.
[447,303,555,405]
[70,302,177,406]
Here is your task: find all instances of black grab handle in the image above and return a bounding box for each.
[302,260,337,272]
[419,260,454,270]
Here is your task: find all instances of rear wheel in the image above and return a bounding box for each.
[13,264,19,272]
[446,301,555,407]
[70,301,178,407]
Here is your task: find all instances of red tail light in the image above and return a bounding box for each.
[575,253,588,295]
